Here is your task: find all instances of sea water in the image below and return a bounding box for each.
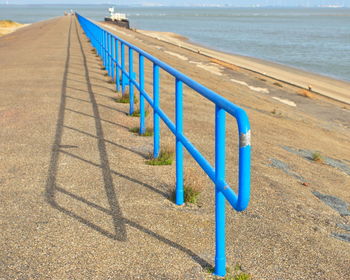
[1,5,349,82]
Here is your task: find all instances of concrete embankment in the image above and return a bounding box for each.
[1,16,350,279]
[137,29,350,105]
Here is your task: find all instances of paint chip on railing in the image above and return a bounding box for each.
[230,79,270,93]
[272,97,296,107]
[240,130,251,148]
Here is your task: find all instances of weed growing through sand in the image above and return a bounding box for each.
[129,107,149,117]
[100,66,106,70]
[273,82,283,88]
[298,89,314,99]
[312,151,324,163]
[114,93,137,104]
[129,127,153,136]
[271,109,282,116]
[183,168,203,204]
[205,264,252,280]
[146,145,174,166]
[130,109,141,117]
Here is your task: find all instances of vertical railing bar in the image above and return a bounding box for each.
[214,105,226,277]
[153,64,160,158]
[110,33,113,77]
[108,33,112,76]
[121,42,126,94]
[102,30,105,67]
[175,78,184,206]
[129,48,134,115]
[139,54,145,134]
[111,36,115,82]
[104,31,107,68]
[115,39,120,92]
[107,33,110,76]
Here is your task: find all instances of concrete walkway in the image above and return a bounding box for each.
[0,16,210,279]
[1,16,350,280]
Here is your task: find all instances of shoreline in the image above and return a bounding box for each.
[137,29,350,105]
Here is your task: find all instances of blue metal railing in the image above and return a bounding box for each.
[76,13,251,277]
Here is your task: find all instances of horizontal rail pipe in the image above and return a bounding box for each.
[76,13,251,277]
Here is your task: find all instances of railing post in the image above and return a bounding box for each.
[107,33,110,76]
[105,32,108,70]
[115,39,120,92]
[99,28,102,57]
[109,33,112,77]
[214,105,226,277]
[153,64,160,158]
[139,54,145,134]
[175,78,184,205]
[111,36,115,82]
[129,48,134,115]
[121,43,126,95]
[102,30,104,66]
[103,31,107,68]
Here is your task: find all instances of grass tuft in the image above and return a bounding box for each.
[273,82,283,88]
[129,127,139,133]
[129,107,149,117]
[231,273,252,280]
[311,151,323,163]
[114,93,137,104]
[146,145,174,166]
[271,109,282,116]
[0,20,21,28]
[183,168,203,204]
[130,109,141,117]
[204,264,252,280]
[129,127,153,136]
[298,89,314,99]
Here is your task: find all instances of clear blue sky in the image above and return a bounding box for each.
[3,0,350,7]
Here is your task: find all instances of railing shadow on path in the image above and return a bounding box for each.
[66,85,116,97]
[45,17,211,268]
[66,94,126,114]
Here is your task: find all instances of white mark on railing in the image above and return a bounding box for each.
[240,130,251,148]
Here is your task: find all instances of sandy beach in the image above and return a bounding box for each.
[137,29,350,105]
